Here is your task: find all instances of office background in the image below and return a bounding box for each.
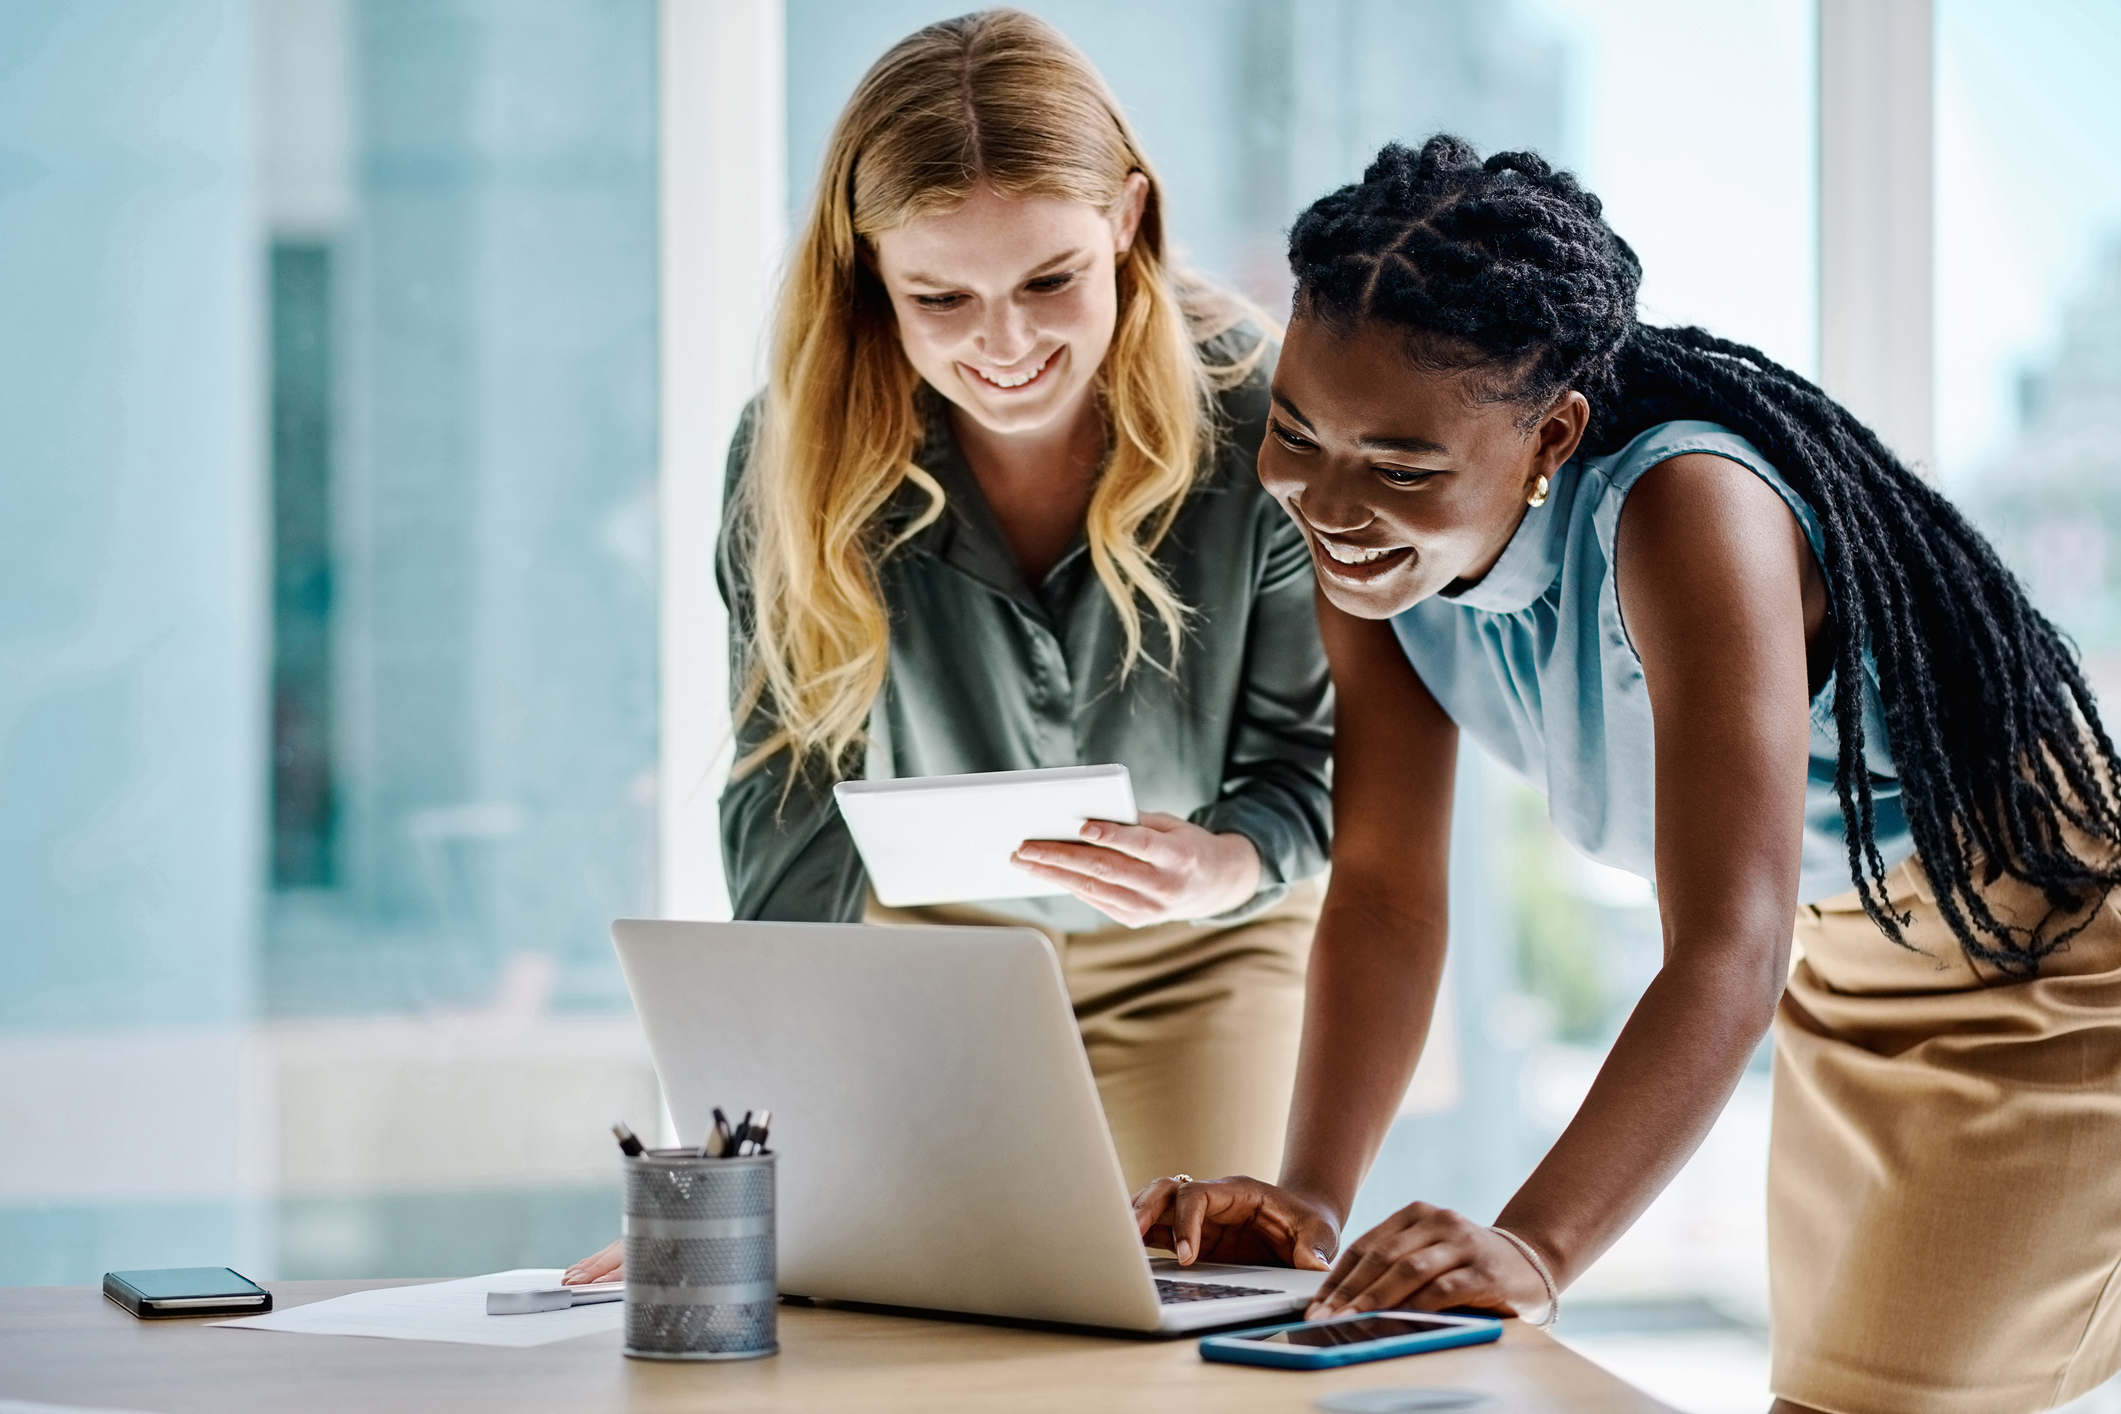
[4,2,2117,1408]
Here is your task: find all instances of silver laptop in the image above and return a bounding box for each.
[610,918,1323,1334]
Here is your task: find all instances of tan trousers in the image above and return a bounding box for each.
[865,879,1321,1194]
[1773,853,2121,1414]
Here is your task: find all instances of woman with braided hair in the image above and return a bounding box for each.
[1132,135,2121,1412]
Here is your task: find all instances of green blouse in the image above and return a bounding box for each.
[716,335,1334,931]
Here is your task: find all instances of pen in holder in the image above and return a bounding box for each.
[622,1148,778,1360]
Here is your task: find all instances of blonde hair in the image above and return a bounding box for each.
[730,7,1264,777]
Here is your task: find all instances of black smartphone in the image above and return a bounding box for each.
[103,1267,272,1318]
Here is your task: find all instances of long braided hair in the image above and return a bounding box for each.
[1290,135,2121,975]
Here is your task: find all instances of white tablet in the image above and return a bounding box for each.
[834,764,1138,908]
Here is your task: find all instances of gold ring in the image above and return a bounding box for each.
[1170,1174,1194,1184]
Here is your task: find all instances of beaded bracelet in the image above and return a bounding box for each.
[1489,1225,1560,1330]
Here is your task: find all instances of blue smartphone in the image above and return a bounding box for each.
[1199,1310,1503,1369]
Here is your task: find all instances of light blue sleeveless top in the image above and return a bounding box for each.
[1390,419,1912,904]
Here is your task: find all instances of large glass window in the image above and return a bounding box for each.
[1939,0,2121,703]
[1,0,659,1285]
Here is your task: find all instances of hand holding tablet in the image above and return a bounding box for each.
[836,765,1264,923]
[1012,813,1266,926]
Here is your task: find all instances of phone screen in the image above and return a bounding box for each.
[1254,1315,1460,1347]
[113,1268,267,1300]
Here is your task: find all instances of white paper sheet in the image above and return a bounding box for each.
[210,1270,623,1348]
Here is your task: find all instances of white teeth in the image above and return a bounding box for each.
[1320,540,1398,566]
[972,351,1053,389]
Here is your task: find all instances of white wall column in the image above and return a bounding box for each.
[658,0,786,920]
[1818,0,1934,470]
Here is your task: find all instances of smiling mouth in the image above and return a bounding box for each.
[1312,537,1414,581]
[967,349,1057,391]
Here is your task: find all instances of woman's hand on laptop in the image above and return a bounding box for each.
[562,1239,624,1285]
[1011,813,1260,926]
[1303,1202,1545,1323]
[1131,1174,1339,1271]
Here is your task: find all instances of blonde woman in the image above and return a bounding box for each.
[561,10,1330,1285]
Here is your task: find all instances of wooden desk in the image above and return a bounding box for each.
[0,1280,1675,1413]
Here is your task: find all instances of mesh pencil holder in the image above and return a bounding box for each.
[622,1148,778,1361]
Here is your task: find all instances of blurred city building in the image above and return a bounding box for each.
[1971,244,2121,702]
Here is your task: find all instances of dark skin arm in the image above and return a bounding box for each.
[1136,451,1825,1321]
[1468,453,1819,1298]
[1138,589,1459,1268]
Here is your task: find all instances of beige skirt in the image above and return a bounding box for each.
[1772,854,2121,1413]
[865,880,1321,1194]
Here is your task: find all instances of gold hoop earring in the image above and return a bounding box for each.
[1527,474,1550,509]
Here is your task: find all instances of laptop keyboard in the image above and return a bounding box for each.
[1155,1277,1285,1304]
